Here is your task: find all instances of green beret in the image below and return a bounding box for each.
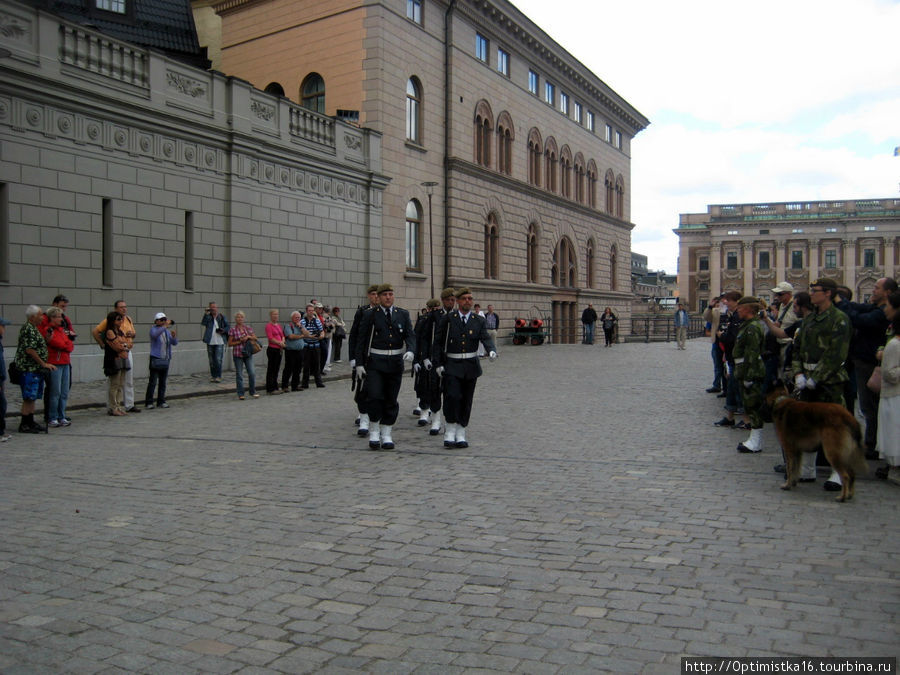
[455,287,472,299]
[366,284,379,294]
[377,283,394,294]
[440,287,456,299]
[426,298,440,308]
[737,296,759,305]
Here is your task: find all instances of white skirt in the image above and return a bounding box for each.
[876,395,900,465]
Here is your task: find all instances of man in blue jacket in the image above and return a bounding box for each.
[201,302,229,382]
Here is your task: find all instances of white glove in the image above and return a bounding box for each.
[403,351,414,362]
[356,365,366,378]
[794,374,807,391]
[423,358,433,370]
[413,363,421,374]
[349,359,356,369]
[436,366,445,377]
[805,377,816,390]
[488,351,497,361]
[744,380,753,389]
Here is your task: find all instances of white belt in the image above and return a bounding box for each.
[733,357,744,364]
[447,351,479,360]
[370,348,404,356]
[803,362,818,370]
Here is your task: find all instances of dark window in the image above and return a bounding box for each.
[407,0,422,24]
[300,73,325,113]
[726,251,738,270]
[863,248,876,267]
[406,200,422,271]
[791,250,803,269]
[824,249,837,268]
[484,215,499,279]
[406,78,421,143]
[758,251,770,270]
[699,256,709,271]
[476,34,488,62]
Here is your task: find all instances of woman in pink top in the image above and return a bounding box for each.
[265,309,286,394]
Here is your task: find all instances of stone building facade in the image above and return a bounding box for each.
[0,0,387,380]
[675,199,900,311]
[201,0,648,342]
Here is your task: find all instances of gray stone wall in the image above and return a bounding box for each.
[0,0,388,381]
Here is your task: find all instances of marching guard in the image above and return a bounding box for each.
[348,284,380,436]
[432,287,496,448]
[413,298,445,434]
[354,284,416,450]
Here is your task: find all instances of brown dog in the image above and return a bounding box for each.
[769,388,868,502]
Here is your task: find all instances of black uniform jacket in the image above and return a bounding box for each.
[355,306,415,374]
[432,311,496,379]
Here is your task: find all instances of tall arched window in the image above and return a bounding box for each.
[406,199,422,271]
[527,128,542,186]
[574,153,586,204]
[559,146,572,198]
[484,214,500,279]
[586,160,598,208]
[496,111,514,176]
[264,82,285,97]
[610,244,618,291]
[300,73,325,113]
[615,174,625,218]
[586,239,595,288]
[406,77,422,143]
[544,137,558,193]
[605,169,615,213]
[474,100,493,168]
[553,237,577,287]
[527,223,538,283]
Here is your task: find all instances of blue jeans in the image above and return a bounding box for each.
[711,343,724,389]
[234,354,256,397]
[207,343,224,379]
[583,323,595,344]
[146,364,169,406]
[47,364,70,421]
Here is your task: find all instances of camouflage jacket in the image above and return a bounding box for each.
[792,303,851,385]
[733,317,765,382]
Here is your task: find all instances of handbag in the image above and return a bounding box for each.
[150,355,170,370]
[867,366,882,394]
[114,356,131,371]
[8,361,22,385]
[242,338,261,358]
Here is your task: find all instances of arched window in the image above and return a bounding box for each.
[574,153,586,204]
[406,199,422,271]
[484,214,500,279]
[559,146,572,198]
[605,169,615,213]
[586,239,595,288]
[527,128,542,186]
[586,160,598,208]
[496,111,514,176]
[474,100,493,168]
[544,137,558,193]
[527,223,538,283]
[264,82,285,97]
[610,244,618,291]
[300,73,325,113]
[406,77,422,144]
[615,174,625,218]
[553,236,577,287]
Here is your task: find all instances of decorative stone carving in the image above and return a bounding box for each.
[86,123,101,140]
[166,70,206,98]
[140,135,152,152]
[205,151,215,167]
[0,12,29,41]
[113,129,127,146]
[184,145,195,162]
[250,100,275,121]
[344,133,361,150]
[162,141,174,158]
[57,115,73,134]
[0,98,8,120]
[25,107,41,127]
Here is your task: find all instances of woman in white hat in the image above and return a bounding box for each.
[146,312,177,409]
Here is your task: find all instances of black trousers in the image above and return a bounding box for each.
[265,347,282,393]
[145,365,168,406]
[365,368,402,425]
[302,347,322,387]
[282,350,302,390]
[442,373,478,427]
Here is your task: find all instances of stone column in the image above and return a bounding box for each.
[710,243,721,297]
[808,238,819,282]
[775,240,786,285]
[843,239,857,293]
[743,242,754,295]
[884,237,896,279]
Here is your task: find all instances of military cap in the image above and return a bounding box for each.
[454,287,472,299]
[366,284,379,294]
[737,295,759,305]
[440,287,456,299]
[377,283,394,294]
[811,278,837,293]
[426,298,440,308]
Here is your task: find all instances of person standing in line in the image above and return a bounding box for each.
[875,291,900,485]
[600,307,617,347]
[0,316,10,441]
[281,310,308,393]
[432,288,497,449]
[146,312,177,409]
[674,301,690,350]
[732,297,766,453]
[15,306,55,432]
[39,307,74,427]
[264,309,286,395]
[316,303,334,374]
[101,311,130,417]
[227,311,260,400]
[331,307,346,363]
[92,300,140,413]
[484,305,500,348]
[300,304,325,389]
[349,285,380,435]
[43,294,76,424]
[581,304,598,345]
[355,284,416,450]
[201,301,229,383]
[702,296,723,392]
[413,299,441,427]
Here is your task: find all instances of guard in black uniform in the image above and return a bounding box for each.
[348,284,380,436]
[355,284,416,449]
[413,299,443,431]
[432,287,496,448]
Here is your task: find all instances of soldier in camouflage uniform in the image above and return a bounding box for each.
[791,278,852,490]
[733,296,767,453]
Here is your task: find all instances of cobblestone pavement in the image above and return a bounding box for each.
[1,340,897,673]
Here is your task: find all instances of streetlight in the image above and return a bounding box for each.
[421,181,438,298]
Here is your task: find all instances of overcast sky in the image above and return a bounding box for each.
[512,0,900,274]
